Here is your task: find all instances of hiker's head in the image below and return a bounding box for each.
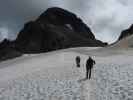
[77,56,80,58]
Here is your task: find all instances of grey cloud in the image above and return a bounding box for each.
[85,0,133,43]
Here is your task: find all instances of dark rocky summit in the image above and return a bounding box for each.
[15,7,107,53]
[0,7,107,61]
[118,24,133,40]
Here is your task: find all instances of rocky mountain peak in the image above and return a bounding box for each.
[118,24,133,40]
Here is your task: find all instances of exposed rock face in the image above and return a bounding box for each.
[0,7,107,61]
[118,24,133,40]
[0,39,21,61]
[15,7,107,53]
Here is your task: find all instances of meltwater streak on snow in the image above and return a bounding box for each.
[0,47,133,100]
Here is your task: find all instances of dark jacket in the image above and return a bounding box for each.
[86,57,95,69]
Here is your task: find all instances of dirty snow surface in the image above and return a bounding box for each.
[0,47,133,100]
[91,55,133,100]
[0,51,90,100]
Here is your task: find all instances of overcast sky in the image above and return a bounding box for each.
[0,0,133,43]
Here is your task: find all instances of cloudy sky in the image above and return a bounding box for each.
[0,0,133,43]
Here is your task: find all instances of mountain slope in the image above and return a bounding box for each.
[15,7,107,53]
[118,24,133,40]
[0,39,22,61]
[0,7,107,62]
[112,34,133,48]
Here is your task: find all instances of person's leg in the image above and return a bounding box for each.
[78,62,80,67]
[86,69,89,79]
[76,60,78,67]
[89,68,91,79]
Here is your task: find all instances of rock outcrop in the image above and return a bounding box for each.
[118,24,133,40]
[0,39,21,61]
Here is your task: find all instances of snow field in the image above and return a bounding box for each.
[90,55,133,100]
[0,47,133,100]
[0,52,90,100]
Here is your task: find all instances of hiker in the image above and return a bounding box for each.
[86,56,96,79]
[76,56,80,68]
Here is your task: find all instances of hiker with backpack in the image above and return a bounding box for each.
[75,56,81,68]
[86,56,96,79]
